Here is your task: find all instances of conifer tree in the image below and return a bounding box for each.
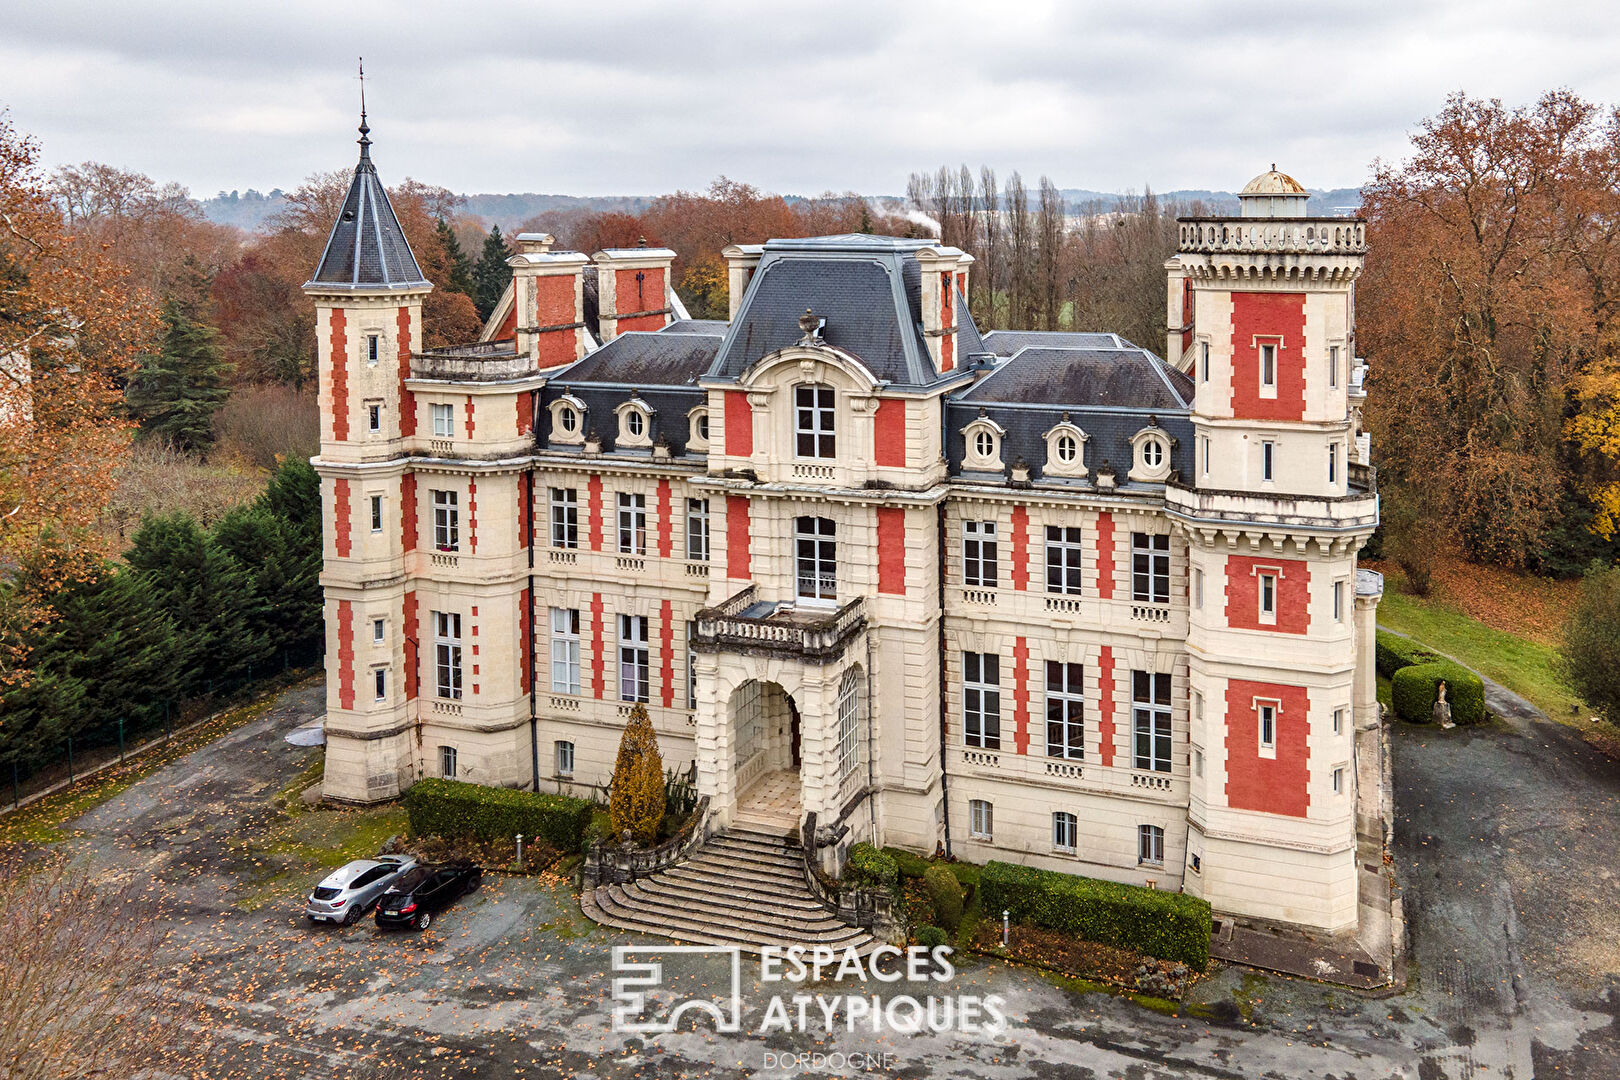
[608,703,665,845]
[436,218,476,299]
[213,501,320,661]
[126,298,232,450]
[472,225,513,321]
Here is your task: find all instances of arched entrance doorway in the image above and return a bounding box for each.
[730,679,801,832]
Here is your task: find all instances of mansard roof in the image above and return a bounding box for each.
[979,330,1133,355]
[554,325,722,387]
[958,346,1193,411]
[308,123,430,291]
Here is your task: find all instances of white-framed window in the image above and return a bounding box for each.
[1045,661,1084,760]
[439,745,457,779]
[373,667,386,701]
[1130,427,1174,483]
[1333,579,1345,622]
[617,492,647,555]
[626,410,644,438]
[1201,435,1211,477]
[432,402,454,438]
[1052,811,1078,854]
[367,333,380,364]
[1259,571,1277,622]
[1329,442,1339,486]
[549,396,586,444]
[963,417,1006,471]
[688,407,710,450]
[963,520,998,588]
[969,799,993,840]
[1333,706,1344,735]
[1043,421,1089,478]
[367,402,381,432]
[1055,433,1078,463]
[372,618,385,644]
[974,430,994,457]
[1261,440,1275,482]
[794,384,836,458]
[1260,342,1277,388]
[1193,567,1204,609]
[1200,340,1210,383]
[686,498,710,561]
[1258,700,1278,755]
[795,516,837,602]
[686,621,697,710]
[1132,670,1173,774]
[1045,525,1084,595]
[962,651,1001,749]
[433,612,462,700]
[550,608,581,695]
[616,400,653,447]
[836,668,861,780]
[1332,766,1345,794]
[618,614,649,703]
[432,489,459,551]
[550,488,578,549]
[1329,344,1341,389]
[1138,824,1164,865]
[370,494,383,533]
[1142,438,1164,469]
[1131,533,1170,604]
[555,741,575,777]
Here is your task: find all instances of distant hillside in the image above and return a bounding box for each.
[1059,187,1362,216]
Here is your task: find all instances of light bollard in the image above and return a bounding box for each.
[516,833,524,871]
[1002,909,1010,947]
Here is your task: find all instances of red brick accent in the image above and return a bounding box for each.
[1225,679,1312,817]
[724,391,753,457]
[403,591,418,700]
[1097,645,1116,767]
[874,399,907,467]
[615,267,666,332]
[467,480,478,554]
[535,275,580,368]
[464,397,476,439]
[726,495,751,579]
[1096,511,1115,599]
[333,478,352,557]
[1225,554,1311,634]
[656,479,673,558]
[1012,636,1030,754]
[587,474,603,551]
[939,272,955,372]
[519,587,532,694]
[1230,291,1307,421]
[517,391,533,435]
[336,600,355,709]
[659,599,674,709]
[518,474,532,548]
[590,593,605,699]
[495,296,518,341]
[401,473,417,553]
[1010,505,1030,590]
[329,308,349,441]
[1180,277,1195,357]
[876,507,906,594]
[397,306,416,437]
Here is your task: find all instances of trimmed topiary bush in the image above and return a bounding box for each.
[1391,660,1486,725]
[882,846,932,881]
[923,864,965,932]
[609,703,665,845]
[1376,630,1438,678]
[404,778,594,851]
[915,925,948,949]
[844,843,899,892]
[979,860,1212,968]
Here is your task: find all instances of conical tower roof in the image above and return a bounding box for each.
[307,111,430,291]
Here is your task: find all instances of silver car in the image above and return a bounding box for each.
[304,856,417,924]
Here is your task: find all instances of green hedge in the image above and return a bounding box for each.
[404,778,594,851]
[979,860,1212,968]
[844,843,898,891]
[1391,660,1486,725]
[1376,631,1439,678]
[923,865,964,932]
[881,846,932,880]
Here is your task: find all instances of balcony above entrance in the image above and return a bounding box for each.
[691,585,865,663]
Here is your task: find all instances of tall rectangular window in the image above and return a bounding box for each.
[795,517,837,601]
[963,520,998,587]
[1332,766,1345,794]
[1259,572,1277,619]
[1132,670,1172,773]
[1138,824,1164,865]
[370,494,383,533]
[433,611,462,700]
[372,618,385,644]
[794,384,836,458]
[1045,525,1084,595]
[969,799,993,840]
[617,492,647,555]
[962,651,1001,750]
[686,498,710,561]
[1260,343,1277,387]
[1261,441,1275,482]
[368,402,382,432]
[432,490,459,551]
[367,334,380,364]
[555,741,575,777]
[1328,442,1339,485]
[686,621,697,710]
[1201,435,1211,477]
[1333,706,1344,735]
[1131,532,1171,604]
[550,488,578,549]
[1333,580,1345,622]
[1329,345,1341,388]
[432,402,454,438]
[618,614,649,703]
[1193,567,1204,609]
[373,668,386,701]
[550,608,581,695]
[439,745,457,778]
[1052,811,1077,853]
[1200,341,1210,383]
[1259,702,1277,751]
[1045,661,1084,760]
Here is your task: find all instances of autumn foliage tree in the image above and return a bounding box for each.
[608,703,665,845]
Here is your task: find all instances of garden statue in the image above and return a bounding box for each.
[1433,680,1454,729]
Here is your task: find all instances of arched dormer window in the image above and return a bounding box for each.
[615,397,655,449]
[686,406,710,454]
[961,413,1006,473]
[1041,417,1089,479]
[1129,421,1175,483]
[547,394,587,446]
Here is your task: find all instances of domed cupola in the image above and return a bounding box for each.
[1238,165,1310,219]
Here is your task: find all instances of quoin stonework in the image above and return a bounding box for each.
[308,120,1385,936]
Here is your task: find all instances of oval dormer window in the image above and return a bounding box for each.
[697,413,709,442]
[974,430,995,459]
[1142,438,1164,469]
[627,411,645,438]
[1055,434,1078,464]
[559,406,579,434]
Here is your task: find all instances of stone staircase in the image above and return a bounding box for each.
[581,824,882,954]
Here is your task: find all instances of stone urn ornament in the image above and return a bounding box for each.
[1433,680,1454,729]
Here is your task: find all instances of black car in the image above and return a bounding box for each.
[373,863,482,930]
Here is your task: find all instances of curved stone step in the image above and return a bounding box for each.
[594,885,874,952]
[615,881,851,936]
[637,870,829,914]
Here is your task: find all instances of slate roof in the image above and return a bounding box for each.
[979,330,1134,356]
[309,125,429,290]
[661,319,730,335]
[556,330,721,387]
[959,347,1193,410]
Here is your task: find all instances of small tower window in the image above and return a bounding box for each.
[373,668,387,701]
[368,402,381,433]
[367,334,380,364]
[1329,345,1341,388]
[1260,343,1277,388]
[369,494,383,533]
[1261,440,1275,482]
[1200,341,1210,383]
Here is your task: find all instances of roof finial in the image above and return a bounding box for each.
[357,57,371,157]
[1270,162,1276,172]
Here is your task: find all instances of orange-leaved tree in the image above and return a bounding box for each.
[607,702,665,845]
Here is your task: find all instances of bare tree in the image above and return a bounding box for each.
[1037,177,1065,330]
[1004,172,1032,330]
[976,166,1000,327]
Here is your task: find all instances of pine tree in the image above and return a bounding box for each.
[213,501,320,661]
[472,225,513,321]
[45,567,184,735]
[608,703,665,845]
[436,218,476,299]
[126,298,232,450]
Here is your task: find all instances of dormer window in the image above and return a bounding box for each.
[547,395,587,446]
[615,398,655,449]
[795,384,835,458]
[1128,425,1175,483]
[961,414,1006,472]
[975,430,995,457]
[687,407,710,453]
[1042,419,1089,479]
[627,411,644,437]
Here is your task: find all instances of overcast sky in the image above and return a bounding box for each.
[4,0,1620,200]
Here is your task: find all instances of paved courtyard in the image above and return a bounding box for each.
[42,678,1620,1078]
